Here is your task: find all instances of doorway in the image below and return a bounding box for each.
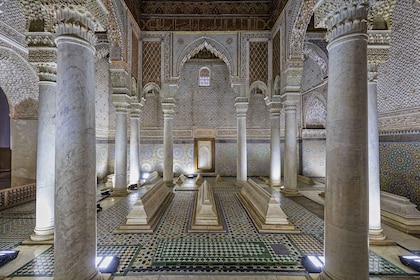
[194,138,215,173]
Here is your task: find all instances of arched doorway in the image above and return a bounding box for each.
[0,87,11,189]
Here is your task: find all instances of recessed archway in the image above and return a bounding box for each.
[0,87,11,189]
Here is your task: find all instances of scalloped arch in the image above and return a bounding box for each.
[249,81,269,99]
[176,37,234,78]
[142,82,161,97]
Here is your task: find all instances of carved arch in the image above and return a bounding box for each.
[249,81,269,99]
[176,37,234,78]
[303,92,327,128]
[287,0,316,60]
[0,47,38,118]
[143,82,161,97]
[303,42,328,77]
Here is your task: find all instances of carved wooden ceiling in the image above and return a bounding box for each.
[123,0,289,31]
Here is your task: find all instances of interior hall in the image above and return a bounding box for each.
[0,0,419,279]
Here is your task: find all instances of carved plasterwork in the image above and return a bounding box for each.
[288,0,316,60]
[176,37,234,80]
[303,92,327,128]
[303,42,328,77]
[368,30,391,45]
[0,46,39,118]
[379,109,420,133]
[368,0,396,30]
[0,0,27,57]
[314,0,369,42]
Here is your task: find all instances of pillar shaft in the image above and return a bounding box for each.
[129,105,141,186]
[32,80,56,242]
[315,2,370,280]
[269,105,281,186]
[162,101,175,186]
[282,101,299,195]
[54,8,101,280]
[113,109,128,195]
[368,81,385,240]
[235,98,248,184]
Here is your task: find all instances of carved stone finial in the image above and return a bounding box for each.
[314,1,369,42]
[55,6,97,46]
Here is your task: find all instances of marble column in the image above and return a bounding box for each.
[282,100,300,196]
[269,102,282,187]
[368,74,386,242]
[235,97,248,185]
[31,69,56,243]
[162,100,175,186]
[54,7,102,280]
[129,102,142,187]
[315,1,370,280]
[112,97,130,196]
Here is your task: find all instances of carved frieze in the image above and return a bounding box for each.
[314,1,369,42]
[379,109,420,132]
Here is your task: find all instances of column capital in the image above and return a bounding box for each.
[162,98,175,115]
[267,102,282,116]
[314,1,369,42]
[235,97,249,115]
[130,102,143,119]
[54,6,97,46]
[36,64,57,83]
[112,94,131,113]
[27,32,58,83]
[110,67,130,95]
[283,100,299,111]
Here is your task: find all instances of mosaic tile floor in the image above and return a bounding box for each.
[1,177,417,278]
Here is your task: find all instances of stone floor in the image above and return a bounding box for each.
[0,177,419,279]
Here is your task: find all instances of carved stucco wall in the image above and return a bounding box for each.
[376,0,420,208]
[0,0,39,186]
[175,60,235,129]
[377,0,420,131]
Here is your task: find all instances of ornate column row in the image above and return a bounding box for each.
[282,99,300,196]
[268,101,282,187]
[129,102,142,187]
[53,7,102,280]
[112,94,130,196]
[235,97,249,185]
[315,1,370,279]
[27,32,57,243]
[368,63,387,242]
[162,99,175,186]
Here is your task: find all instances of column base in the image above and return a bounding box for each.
[164,181,174,187]
[111,189,129,197]
[281,188,301,197]
[235,181,246,187]
[23,229,54,245]
[369,228,395,245]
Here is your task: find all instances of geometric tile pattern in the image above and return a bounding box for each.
[3,177,410,276]
[0,201,35,249]
[380,142,420,208]
[9,245,142,277]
